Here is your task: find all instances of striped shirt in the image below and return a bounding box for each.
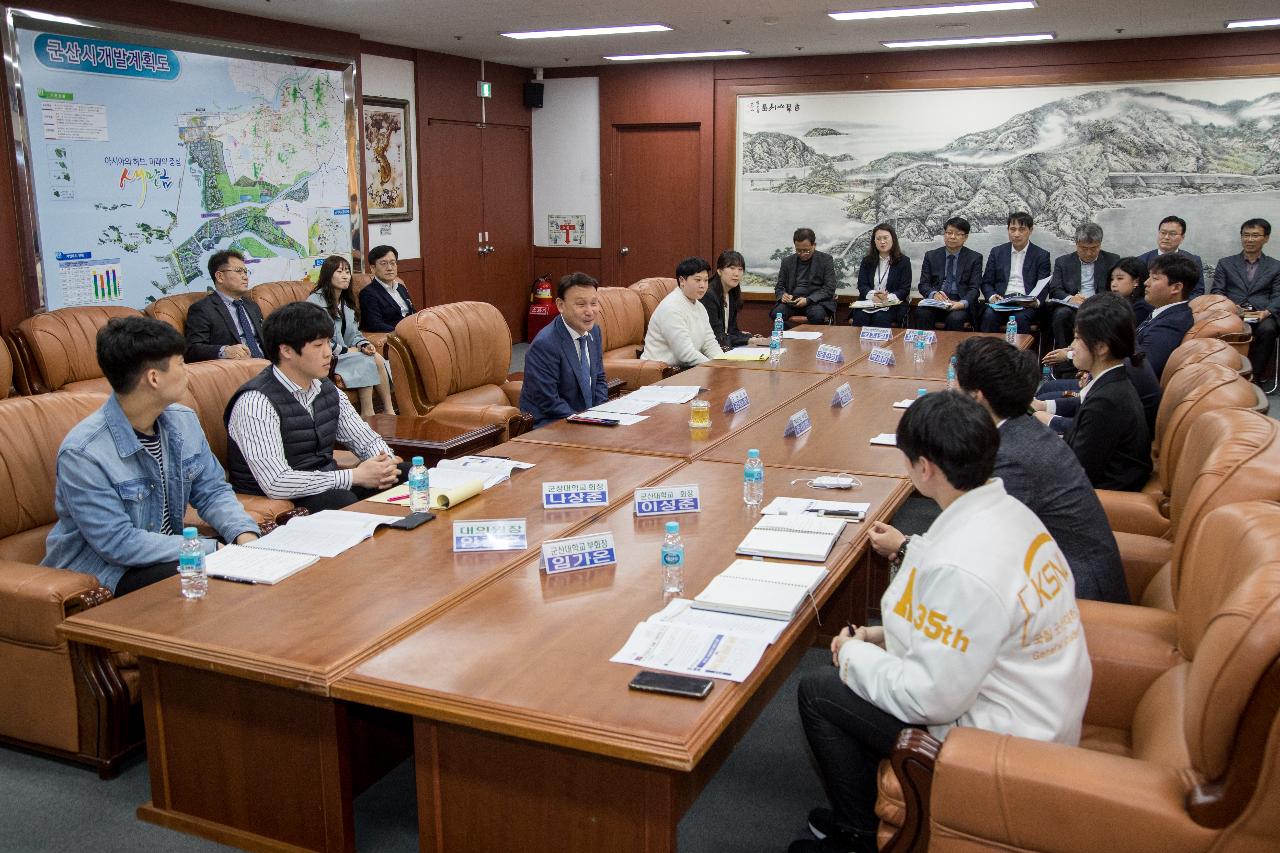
[134,427,173,535]
[226,366,392,499]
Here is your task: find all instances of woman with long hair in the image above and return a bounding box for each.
[701,250,768,350]
[849,223,911,327]
[307,255,395,416]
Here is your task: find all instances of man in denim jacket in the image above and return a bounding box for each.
[43,317,260,595]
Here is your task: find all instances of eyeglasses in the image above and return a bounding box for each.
[218,266,251,277]
[374,258,398,268]
[1157,230,1182,238]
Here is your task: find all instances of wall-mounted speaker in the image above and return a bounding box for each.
[523,82,544,109]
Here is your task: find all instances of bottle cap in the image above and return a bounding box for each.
[917,388,927,397]
[747,448,760,458]
[665,521,679,534]
[182,526,198,538]
[412,456,424,467]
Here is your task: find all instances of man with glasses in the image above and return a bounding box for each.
[1137,215,1205,299]
[358,244,415,332]
[1212,218,1280,382]
[774,227,838,325]
[184,249,267,362]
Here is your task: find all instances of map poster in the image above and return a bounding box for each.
[11,20,358,311]
[363,96,413,222]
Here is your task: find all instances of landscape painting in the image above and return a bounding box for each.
[735,79,1280,294]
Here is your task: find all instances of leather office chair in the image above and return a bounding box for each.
[0,334,14,398]
[595,287,679,391]
[1161,337,1249,388]
[145,290,208,333]
[385,302,531,439]
[246,279,314,319]
[9,306,141,394]
[1184,309,1251,356]
[628,277,676,326]
[876,499,1280,853]
[1188,293,1234,317]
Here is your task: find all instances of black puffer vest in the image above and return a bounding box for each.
[224,366,340,496]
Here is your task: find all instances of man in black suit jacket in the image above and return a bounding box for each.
[956,337,1128,603]
[1138,253,1197,380]
[977,212,1052,333]
[359,244,416,332]
[184,249,266,363]
[1212,218,1280,379]
[1046,222,1120,348]
[913,216,982,331]
[773,227,838,324]
[1137,215,1205,299]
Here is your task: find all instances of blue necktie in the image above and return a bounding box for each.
[233,300,264,359]
[944,254,956,297]
[576,335,591,400]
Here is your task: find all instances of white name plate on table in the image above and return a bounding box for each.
[859,327,893,343]
[903,330,937,344]
[541,531,618,574]
[815,344,845,363]
[723,388,751,413]
[543,479,609,509]
[783,408,813,438]
[452,519,528,552]
[634,485,701,517]
[869,346,896,366]
[832,383,853,408]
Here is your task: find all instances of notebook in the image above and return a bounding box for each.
[735,514,846,562]
[692,559,829,621]
[205,544,317,585]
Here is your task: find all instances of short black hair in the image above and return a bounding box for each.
[1147,253,1197,297]
[557,272,598,300]
[261,301,335,365]
[1159,215,1187,235]
[675,256,711,281]
[1242,218,1272,237]
[368,244,398,266]
[1007,211,1034,229]
[943,216,970,235]
[895,391,998,491]
[208,249,245,281]
[954,337,1040,419]
[716,249,746,271]
[1074,292,1135,362]
[793,228,816,244]
[97,316,186,394]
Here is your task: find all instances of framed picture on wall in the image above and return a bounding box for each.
[363,96,414,222]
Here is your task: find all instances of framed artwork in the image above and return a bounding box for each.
[363,95,413,222]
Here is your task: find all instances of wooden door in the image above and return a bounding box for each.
[609,125,702,288]
[480,125,532,340]
[424,121,485,310]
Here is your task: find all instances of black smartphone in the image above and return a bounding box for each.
[566,415,620,426]
[389,511,434,530]
[628,670,714,699]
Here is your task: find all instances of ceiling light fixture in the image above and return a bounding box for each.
[831,1,1035,21]
[502,24,670,40]
[882,32,1052,47]
[1225,18,1280,29]
[604,50,750,61]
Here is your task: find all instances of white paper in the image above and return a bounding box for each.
[647,598,786,644]
[425,467,487,492]
[244,510,396,558]
[762,497,871,517]
[628,385,701,404]
[893,399,917,409]
[782,330,823,340]
[610,622,768,682]
[435,455,527,488]
[717,346,770,359]
[850,295,902,310]
[205,545,315,584]
[588,396,659,415]
[581,409,648,425]
[870,433,898,446]
[917,298,952,309]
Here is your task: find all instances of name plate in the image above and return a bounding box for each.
[860,327,893,342]
[634,485,701,517]
[541,532,617,574]
[815,344,845,363]
[903,330,937,344]
[783,408,813,438]
[543,479,609,508]
[869,346,896,366]
[452,518,528,552]
[832,382,854,408]
[723,388,751,413]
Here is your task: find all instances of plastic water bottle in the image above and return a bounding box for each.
[947,356,957,389]
[917,388,927,398]
[1042,364,1052,385]
[178,527,207,600]
[661,521,685,595]
[913,337,926,364]
[408,455,431,512]
[1005,316,1018,345]
[743,448,765,508]
[769,313,783,366]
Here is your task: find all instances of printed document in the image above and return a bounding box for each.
[610,622,768,682]
[628,385,702,404]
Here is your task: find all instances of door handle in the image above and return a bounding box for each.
[619,246,630,256]
[477,245,495,255]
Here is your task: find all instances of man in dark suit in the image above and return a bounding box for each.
[519,272,608,428]
[955,337,1128,603]
[1138,253,1196,380]
[912,216,982,331]
[1137,215,1205,299]
[184,249,266,363]
[978,211,1051,333]
[358,244,415,332]
[774,227,838,324]
[1212,218,1280,380]
[1046,222,1120,348]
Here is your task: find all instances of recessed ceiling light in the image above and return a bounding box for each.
[831,1,1035,21]
[1225,18,1280,29]
[501,24,670,40]
[882,32,1053,47]
[604,50,750,61]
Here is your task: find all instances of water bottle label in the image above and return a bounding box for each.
[541,532,617,575]
[783,408,813,438]
[815,344,845,363]
[542,479,609,508]
[903,330,937,344]
[179,553,201,569]
[868,346,896,366]
[859,327,893,342]
[723,388,751,413]
[831,383,854,408]
[634,485,701,517]
[661,549,683,567]
[408,473,428,490]
[745,467,764,483]
[452,518,528,552]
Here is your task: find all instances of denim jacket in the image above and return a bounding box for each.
[42,395,259,593]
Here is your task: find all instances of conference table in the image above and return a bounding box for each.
[700,325,901,375]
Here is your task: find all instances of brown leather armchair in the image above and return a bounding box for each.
[1161,337,1249,388]
[145,290,208,333]
[876,499,1280,853]
[1188,293,1235,317]
[595,287,679,391]
[1185,309,1251,356]
[628,277,676,326]
[349,274,389,353]
[9,306,141,394]
[385,302,531,439]
[0,334,14,398]
[247,279,314,319]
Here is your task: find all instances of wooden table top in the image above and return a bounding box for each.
[334,460,914,770]
[701,375,949,477]
[700,325,899,375]
[59,443,682,693]
[512,364,829,460]
[842,330,1034,381]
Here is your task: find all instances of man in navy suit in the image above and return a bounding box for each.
[1138,254,1196,380]
[519,272,608,428]
[358,244,415,332]
[912,216,982,331]
[1046,222,1120,349]
[184,249,266,362]
[1137,216,1205,300]
[978,211,1051,333]
[1213,218,1280,381]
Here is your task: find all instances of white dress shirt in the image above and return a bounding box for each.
[1007,246,1027,296]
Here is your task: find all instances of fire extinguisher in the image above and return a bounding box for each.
[526,273,559,341]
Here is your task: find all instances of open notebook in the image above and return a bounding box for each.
[693,559,829,621]
[736,514,846,562]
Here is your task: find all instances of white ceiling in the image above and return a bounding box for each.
[186,0,1278,68]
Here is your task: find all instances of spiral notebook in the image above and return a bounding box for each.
[735,514,846,562]
[692,559,829,621]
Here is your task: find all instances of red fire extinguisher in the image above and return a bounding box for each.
[526,273,559,341]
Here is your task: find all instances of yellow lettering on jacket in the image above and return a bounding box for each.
[890,567,968,653]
